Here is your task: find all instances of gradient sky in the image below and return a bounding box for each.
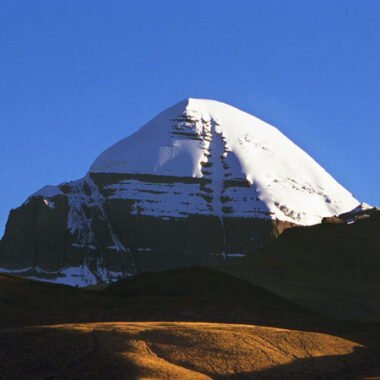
[0,0,379,235]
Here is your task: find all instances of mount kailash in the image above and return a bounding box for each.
[0,99,359,286]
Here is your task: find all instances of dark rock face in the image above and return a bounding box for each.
[0,197,68,271]
[0,173,294,286]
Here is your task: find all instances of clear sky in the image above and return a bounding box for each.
[0,0,379,235]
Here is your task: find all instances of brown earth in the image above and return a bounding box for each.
[1,322,379,380]
[0,268,379,379]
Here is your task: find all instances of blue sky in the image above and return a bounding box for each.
[0,0,379,234]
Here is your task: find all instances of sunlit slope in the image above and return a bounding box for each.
[1,322,374,380]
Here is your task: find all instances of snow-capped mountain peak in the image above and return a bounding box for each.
[90,98,359,225]
[0,98,360,287]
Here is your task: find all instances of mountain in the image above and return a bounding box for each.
[225,208,380,322]
[0,98,359,286]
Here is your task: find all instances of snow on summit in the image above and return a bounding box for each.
[90,98,359,225]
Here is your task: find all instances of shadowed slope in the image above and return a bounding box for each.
[0,267,320,330]
[225,211,380,322]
